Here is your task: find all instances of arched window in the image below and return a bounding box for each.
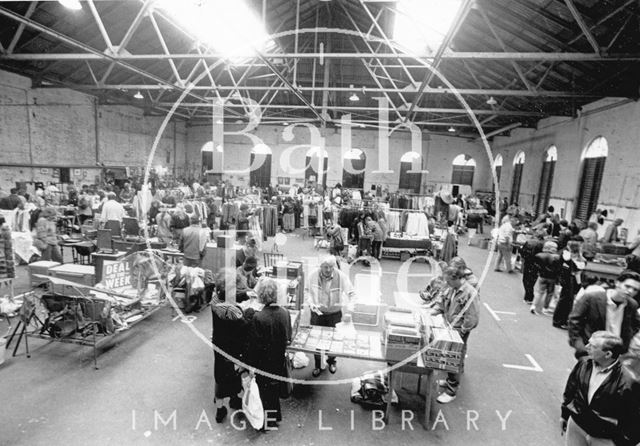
[510,151,525,205]
[536,146,557,216]
[305,147,328,187]
[342,148,366,189]
[451,154,476,186]
[575,137,608,221]
[249,143,272,188]
[493,154,503,185]
[201,141,214,172]
[398,151,422,193]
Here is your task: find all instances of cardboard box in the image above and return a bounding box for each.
[29,261,62,286]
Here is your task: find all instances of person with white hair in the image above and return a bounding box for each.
[307,255,355,377]
[100,191,126,235]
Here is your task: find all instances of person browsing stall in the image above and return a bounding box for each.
[431,266,480,404]
[561,331,640,446]
[100,191,126,234]
[179,215,208,267]
[236,256,259,303]
[307,255,356,377]
[244,278,292,430]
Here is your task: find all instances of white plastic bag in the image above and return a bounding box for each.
[241,373,264,430]
[291,351,309,369]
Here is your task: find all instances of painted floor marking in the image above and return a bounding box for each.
[503,354,544,372]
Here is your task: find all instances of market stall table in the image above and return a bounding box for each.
[582,261,624,282]
[10,274,165,369]
[287,324,437,429]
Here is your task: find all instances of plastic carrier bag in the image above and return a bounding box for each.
[241,373,264,429]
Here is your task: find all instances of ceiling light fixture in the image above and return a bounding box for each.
[133,91,144,100]
[156,0,273,63]
[58,0,82,10]
[448,126,456,132]
[393,0,462,54]
[486,96,497,106]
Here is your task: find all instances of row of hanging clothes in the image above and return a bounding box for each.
[383,209,430,238]
[261,205,278,237]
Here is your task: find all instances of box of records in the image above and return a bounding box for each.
[384,307,421,329]
[384,325,422,364]
[423,327,464,373]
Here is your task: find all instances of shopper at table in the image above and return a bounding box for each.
[432,266,480,404]
[568,270,640,359]
[601,218,623,243]
[236,256,259,303]
[553,239,586,330]
[211,269,252,423]
[365,216,384,260]
[100,192,126,235]
[245,278,292,430]
[561,331,640,446]
[307,255,356,377]
[35,207,62,263]
[326,220,345,257]
[419,260,449,305]
[179,215,207,267]
[579,222,599,261]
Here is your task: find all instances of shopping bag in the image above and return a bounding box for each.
[280,355,294,399]
[241,373,264,429]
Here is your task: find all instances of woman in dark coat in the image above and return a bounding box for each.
[245,278,292,429]
[211,269,253,423]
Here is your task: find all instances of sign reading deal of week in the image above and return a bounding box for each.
[102,259,133,291]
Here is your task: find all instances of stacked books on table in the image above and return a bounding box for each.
[423,327,464,373]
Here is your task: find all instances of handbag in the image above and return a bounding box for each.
[280,354,294,399]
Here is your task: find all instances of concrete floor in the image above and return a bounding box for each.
[0,231,575,446]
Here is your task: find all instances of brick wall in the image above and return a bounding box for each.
[0,69,186,191]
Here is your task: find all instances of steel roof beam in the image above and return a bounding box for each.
[0,6,211,105]
[48,83,598,98]
[5,51,640,61]
[150,102,547,116]
[477,5,535,92]
[406,0,474,123]
[6,1,38,55]
[563,0,600,54]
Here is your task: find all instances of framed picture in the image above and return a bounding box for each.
[74,169,82,176]
[52,169,59,178]
[40,168,49,174]
[284,177,290,185]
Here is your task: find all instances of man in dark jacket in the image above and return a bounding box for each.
[531,241,561,315]
[561,331,640,446]
[568,270,640,358]
[0,188,22,210]
[520,231,545,304]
